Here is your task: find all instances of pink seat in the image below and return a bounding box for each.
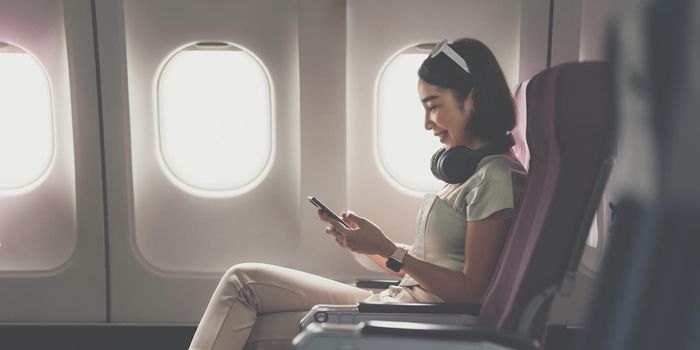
[477,61,615,346]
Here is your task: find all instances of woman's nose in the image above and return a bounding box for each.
[424,115,433,130]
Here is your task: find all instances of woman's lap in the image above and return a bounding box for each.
[190,263,372,350]
[225,263,373,313]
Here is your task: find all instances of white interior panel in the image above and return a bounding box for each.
[99,0,303,322]
[552,0,624,64]
[346,0,539,257]
[296,0,387,280]
[579,0,624,60]
[0,0,105,321]
[0,1,76,272]
[122,0,300,274]
[551,0,583,67]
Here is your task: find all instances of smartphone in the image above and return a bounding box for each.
[307,196,351,229]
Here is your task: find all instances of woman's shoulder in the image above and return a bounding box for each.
[476,154,527,178]
[445,154,526,219]
[445,154,526,198]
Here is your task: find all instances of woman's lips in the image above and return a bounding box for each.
[435,131,447,142]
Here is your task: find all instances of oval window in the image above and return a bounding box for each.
[376,46,444,194]
[157,42,272,194]
[0,43,54,191]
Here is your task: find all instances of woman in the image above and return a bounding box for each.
[189,38,526,350]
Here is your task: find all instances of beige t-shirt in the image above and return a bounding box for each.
[363,154,526,303]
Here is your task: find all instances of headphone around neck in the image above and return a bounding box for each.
[430,133,515,184]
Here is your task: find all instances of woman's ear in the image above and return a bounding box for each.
[462,88,475,113]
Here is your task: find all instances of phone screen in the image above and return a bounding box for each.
[307,196,351,229]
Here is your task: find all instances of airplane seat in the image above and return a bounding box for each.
[295,61,616,350]
[477,60,615,342]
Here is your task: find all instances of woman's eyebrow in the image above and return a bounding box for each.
[421,95,440,104]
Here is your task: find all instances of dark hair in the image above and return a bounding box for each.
[418,38,516,142]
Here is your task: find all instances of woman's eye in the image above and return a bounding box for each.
[429,106,439,111]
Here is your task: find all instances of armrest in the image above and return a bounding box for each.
[543,324,583,350]
[360,320,539,350]
[358,302,481,316]
[300,302,479,331]
[354,279,400,289]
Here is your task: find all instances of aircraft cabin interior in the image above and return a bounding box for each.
[1,0,699,349]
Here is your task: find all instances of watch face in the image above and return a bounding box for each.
[386,258,402,273]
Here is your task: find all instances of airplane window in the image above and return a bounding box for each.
[581,210,605,276]
[376,47,444,195]
[0,43,54,192]
[586,213,599,248]
[157,42,272,195]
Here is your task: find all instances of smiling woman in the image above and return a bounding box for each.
[189,38,526,350]
[418,38,516,147]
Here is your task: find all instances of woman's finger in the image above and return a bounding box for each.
[330,218,352,235]
[344,212,367,225]
[317,209,332,223]
[325,226,337,235]
[335,233,346,247]
[327,227,347,248]
[340,209,356,218]
[339,210,362,229]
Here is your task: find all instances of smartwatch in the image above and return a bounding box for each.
[385,247,408,273]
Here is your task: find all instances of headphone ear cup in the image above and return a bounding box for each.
[431,148,446,181]
[439,146,479,184]
[430,134,515,185]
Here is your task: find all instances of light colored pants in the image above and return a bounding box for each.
[189,263,373,350]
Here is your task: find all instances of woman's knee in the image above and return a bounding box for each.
[223,263,271,287]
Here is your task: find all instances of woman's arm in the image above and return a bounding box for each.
[399,210,510,302]
[319,210,511,302]
[328,209,510,303]
[365,243,412,278]
[317,209,410,278]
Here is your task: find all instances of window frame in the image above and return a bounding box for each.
[154,41,275,198]
[0,42,55,194]
[373,44,444,197]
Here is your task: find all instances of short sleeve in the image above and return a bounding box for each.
[465,165,515,221]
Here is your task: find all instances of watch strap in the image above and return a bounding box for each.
[386,247,408,273]
[390,247,408,263]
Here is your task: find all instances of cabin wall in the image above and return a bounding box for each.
[0,0,105,322]
[0,0,623,331]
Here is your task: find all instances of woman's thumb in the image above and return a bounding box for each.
[345,212,365,224]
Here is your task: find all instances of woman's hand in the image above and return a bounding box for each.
[319,209,396,257]
[317,209,348,248]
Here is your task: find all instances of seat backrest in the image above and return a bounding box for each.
[476,62,615,343]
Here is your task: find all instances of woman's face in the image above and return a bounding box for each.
[418,79,473,149]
